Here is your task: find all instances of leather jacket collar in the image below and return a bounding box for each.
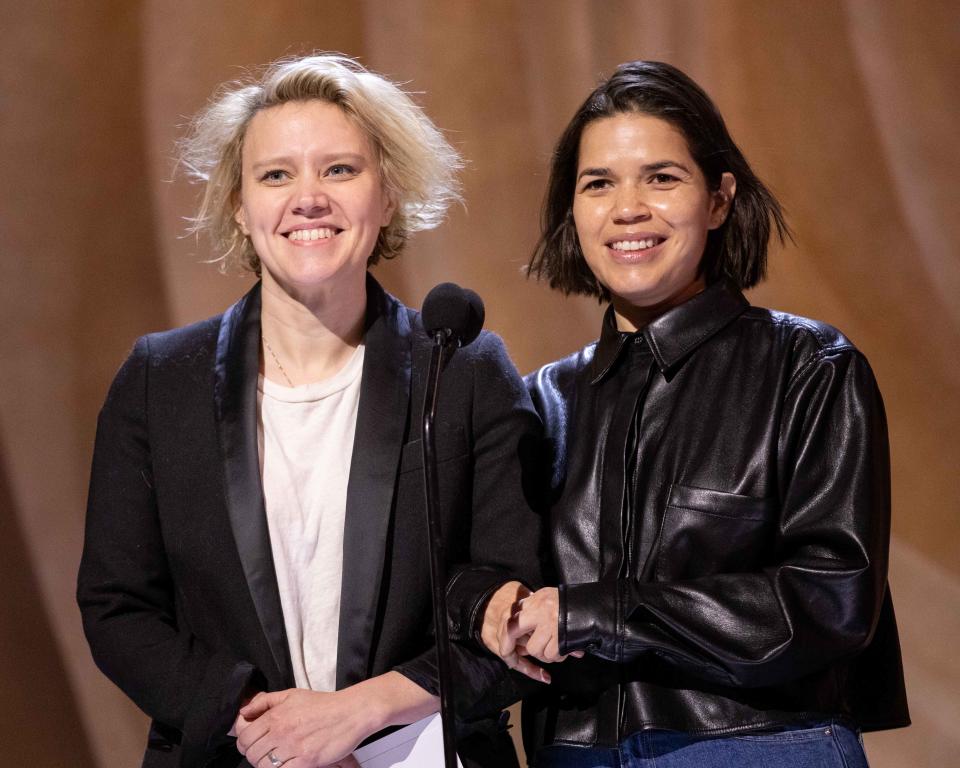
[591,282,749,383]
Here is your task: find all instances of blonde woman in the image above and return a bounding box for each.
[78,54,540,768]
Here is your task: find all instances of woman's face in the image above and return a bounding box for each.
[572,112,734,325]
[235,100,394,301]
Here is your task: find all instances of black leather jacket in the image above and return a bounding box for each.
[523,283,909,751]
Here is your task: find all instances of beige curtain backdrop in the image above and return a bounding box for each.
[1,1,957,765]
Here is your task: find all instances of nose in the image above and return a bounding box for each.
[292,176,331,217]
[612,183,651,224]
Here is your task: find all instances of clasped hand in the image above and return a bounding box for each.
[480,582,584,684]
[234,688,364,768]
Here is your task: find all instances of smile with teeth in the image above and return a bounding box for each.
[610,237,663,252]
[287,227,337,242]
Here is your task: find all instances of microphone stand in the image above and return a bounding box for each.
[421,328,459,768]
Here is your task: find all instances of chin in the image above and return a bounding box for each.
[610,284,663,306]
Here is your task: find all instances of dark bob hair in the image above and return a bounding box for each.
[528,60,789,299]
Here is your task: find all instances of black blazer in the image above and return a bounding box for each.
[78,276,542,768]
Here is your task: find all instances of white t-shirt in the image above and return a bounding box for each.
[256,344,364,692]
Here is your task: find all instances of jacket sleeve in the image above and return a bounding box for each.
[559,347,891,688]
[77,337,259,763]
[461,331,544,607]
[396,331,545,716]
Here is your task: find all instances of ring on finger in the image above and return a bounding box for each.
[265,749,285,768]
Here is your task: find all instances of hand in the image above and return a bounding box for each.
[234,687,373,768]
[234,672,436,768]
[228,686,259,738]
[507,587,584,665]
[480,581,551,683]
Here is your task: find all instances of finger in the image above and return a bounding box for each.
[235,714,272,755]
[500,626,532,658]
[497,621,517,659]
[497,610,521,641]
[246,740,282,768]
[481,605,512,656]
[512,655,551,684]
[501,648,520,671]
[509,584,533,613]
[230,712,256,739]
[241,690,281,718]
[522,625,551,662]
[481,581,527,652]
[546,634,563,663]
[502,614,535,655]
[505,611,521,639]
[571,650,586,658]
[546,631,572,664]
[506,612,540,642]
[529,629,569,664]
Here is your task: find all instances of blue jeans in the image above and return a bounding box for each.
[534,722,869,767]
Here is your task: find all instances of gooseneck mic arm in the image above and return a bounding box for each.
[420,283,484,768]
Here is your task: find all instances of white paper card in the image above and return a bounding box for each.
[352,713,463,768]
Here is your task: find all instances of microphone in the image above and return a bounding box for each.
[419,282,485,768]
[422,282,485,347]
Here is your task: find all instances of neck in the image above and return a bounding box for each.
[611,279,706,333]
[259,272,367,386]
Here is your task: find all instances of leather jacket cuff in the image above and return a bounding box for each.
[446,566,512,645]
[559,581,619,659]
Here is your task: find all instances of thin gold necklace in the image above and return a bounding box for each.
[261,336,295,387]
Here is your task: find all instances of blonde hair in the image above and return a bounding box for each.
[179,53,463,274]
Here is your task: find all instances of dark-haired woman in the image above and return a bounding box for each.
[486,61,909,767]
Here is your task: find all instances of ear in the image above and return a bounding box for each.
[708,172,736,230]
[380,189,398,228]
[234,205,249,236]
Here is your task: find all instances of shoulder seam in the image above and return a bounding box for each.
[785,343,862,399]
[739,308,852,352]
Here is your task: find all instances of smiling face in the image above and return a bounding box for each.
[572,112,735,329]
[235,100,395,304]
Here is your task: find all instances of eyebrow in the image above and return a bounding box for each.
[250,152,368,172]
[576,160,693,181]
[577,167,611,181]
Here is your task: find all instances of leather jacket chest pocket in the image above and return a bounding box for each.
[654,483,773,581]
[398,424,469,475]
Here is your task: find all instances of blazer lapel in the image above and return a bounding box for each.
[214,282,293,686]
[336,276,412,688]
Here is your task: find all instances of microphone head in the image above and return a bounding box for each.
[422,282,485,347]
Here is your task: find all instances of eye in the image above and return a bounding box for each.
[259,169,290,184]
[650,172,680,185]
[327,164,358,178]
[580,178,611,192]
